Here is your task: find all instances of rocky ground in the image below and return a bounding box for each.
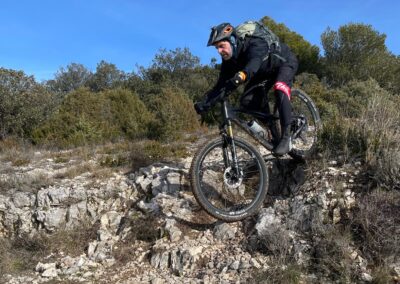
[0,136,399,283]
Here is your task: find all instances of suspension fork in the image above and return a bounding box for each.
[221,101,240,175]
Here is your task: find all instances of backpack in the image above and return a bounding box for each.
[235,20,281,53]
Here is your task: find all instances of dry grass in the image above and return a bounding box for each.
[322,91,400,189]
[251,264,302,284]
[0,221,98,277]
[0,172,54,194]
[359,93,400,189]
[370,266,393,284]
[251,223,303,284]
[112,214,160,265]
[352,189,400,265]
[257,224,292,264]
[310,224,356,282]
[0,138,34,167]
[53,162,95,179]
[122,214,161,243]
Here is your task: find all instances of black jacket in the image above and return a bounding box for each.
[210,36,297,96]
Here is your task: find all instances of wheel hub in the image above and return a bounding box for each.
[223,167,243,189]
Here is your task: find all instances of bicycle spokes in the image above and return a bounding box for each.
[194,138,268,220]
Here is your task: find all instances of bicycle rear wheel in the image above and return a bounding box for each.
[190,136,268,222]
[289,89,321,160]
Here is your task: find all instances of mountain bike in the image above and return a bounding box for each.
[190,80,321,222]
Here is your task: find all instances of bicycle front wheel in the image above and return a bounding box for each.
[190,136,268,222]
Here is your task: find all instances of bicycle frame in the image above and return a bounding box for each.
[216,81,280,154]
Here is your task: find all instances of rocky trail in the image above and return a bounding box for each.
[0,136,398,283]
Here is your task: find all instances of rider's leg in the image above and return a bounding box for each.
[273,61,298,155]
[240,78,274,115]
[240,83,266,112]
[273,85,292,155]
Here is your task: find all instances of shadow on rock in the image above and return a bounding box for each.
[266,156,307,197]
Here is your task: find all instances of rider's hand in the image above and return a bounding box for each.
[194,101,210,115]
[226,71,247,91]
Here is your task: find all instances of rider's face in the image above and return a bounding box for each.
[214,40,233,61]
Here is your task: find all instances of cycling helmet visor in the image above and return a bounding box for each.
[207,23,234,46]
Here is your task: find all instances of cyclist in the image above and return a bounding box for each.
[195,22,298,155]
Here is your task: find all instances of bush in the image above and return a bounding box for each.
[357,89,400,189]
[319,116,364,158]
[32,88,154,147]
[0,68,55,139]
[145,87,200,141]
[130,140,189,171]
[297,75,400,178]
[295,74,379,120]
[311,224,356,282]
[294,73,340,121]
[340,79,384,117]
[105,88,155,139]
[352,189,400,265]
[320,23,400,93]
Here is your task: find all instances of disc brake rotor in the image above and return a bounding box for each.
[223,167,244,189]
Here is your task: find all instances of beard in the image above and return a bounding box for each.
[221,52,232,61]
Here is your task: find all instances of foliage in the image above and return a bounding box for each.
[141,47,201,83]
[32,88,153,147]
[0,68,55,139]
[358,90,400,189]
[321,23,400,93]
[46,60,128,94]
[299,73,400,188]
[86,60,127,92]
[138,48,218,100]
[45,63,92,94]
[145,87,200,141]
[294,73,340,121]
[261,16,321,75]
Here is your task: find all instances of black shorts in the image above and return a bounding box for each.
[240,47,298,112]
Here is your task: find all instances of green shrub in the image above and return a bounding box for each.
[297,75,400,178]
[0,68,55,139]
[358,90,400,189]
[294,73,340,121]
[145,87,200,141]
[340,79,384,117]
[32,88,154,147]
[105,88,154,139]
[319,117,365,158]
[295,74,380,120]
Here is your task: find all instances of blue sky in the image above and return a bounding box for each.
[1,0,399,81]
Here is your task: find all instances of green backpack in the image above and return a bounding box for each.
[235,20,281,53]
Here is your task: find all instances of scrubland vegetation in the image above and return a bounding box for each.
[1,16,399,281]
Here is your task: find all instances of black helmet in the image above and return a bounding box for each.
[207,23,235,46]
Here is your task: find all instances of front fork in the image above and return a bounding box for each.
[221,103,240,176]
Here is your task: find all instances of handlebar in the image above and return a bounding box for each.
[206,80,268,107]
[206,87,228,107]
[197,79,270,121]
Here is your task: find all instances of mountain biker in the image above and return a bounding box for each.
[195,22,298,155]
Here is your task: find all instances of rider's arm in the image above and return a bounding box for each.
[242,37,269,81]
[206,62,235,100]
